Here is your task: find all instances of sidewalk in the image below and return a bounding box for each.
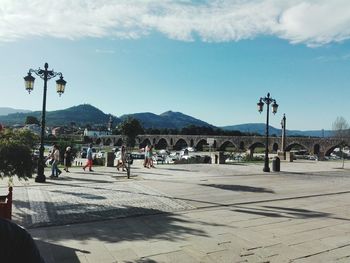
[2,160,350,262]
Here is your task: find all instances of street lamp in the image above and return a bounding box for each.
[257,92,278,172]
[24,63,67,182]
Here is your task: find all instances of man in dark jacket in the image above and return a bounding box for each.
[0,218,45,263]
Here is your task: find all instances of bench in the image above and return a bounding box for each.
[0,187,13,220]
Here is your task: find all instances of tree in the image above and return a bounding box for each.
[118,117,144,147]
[25,116,40,125]
[0,129,36,178]
[332,116,350,169]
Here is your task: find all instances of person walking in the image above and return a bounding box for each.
[64,146,72,172]
[50,144,62,178]
[143,144,149,168]
[83,144,94,172]
[148,145,155,168]
[116,145,127,171]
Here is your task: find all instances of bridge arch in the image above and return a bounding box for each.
[285,142,309,153]
[155,138,168,150]
[249,142,264,150]
[196,139,207,151]
[325,145,338,156]
[219,141,237,151]
[324,142,349,156]
[248,142,265,158]
[104,138,112,146]
[174,138,188,150]
[114,138,123,146]
[96,138,102,145]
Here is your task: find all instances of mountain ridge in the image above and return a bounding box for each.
[0,104,333,137]
[0,107,31,116]
[120,110,214,129]
[221,123,333,137]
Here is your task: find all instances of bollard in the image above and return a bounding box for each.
[272,157,280,172]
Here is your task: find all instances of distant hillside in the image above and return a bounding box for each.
[0,104,335,137]
[221,123,333,137]
[0,107,31,116]
[0,104,120,127]
[120,110,214,129]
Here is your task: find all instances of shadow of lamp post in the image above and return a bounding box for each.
[24,63,67,183]
[257,92,278,172]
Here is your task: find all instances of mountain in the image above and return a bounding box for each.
[0,104,120,127]
[222,123,280,136]
[0,104,334,137]
[221,123,333,137]
[0,107,31,116]
[120,111,214,129]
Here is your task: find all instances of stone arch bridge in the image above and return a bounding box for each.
[88,134,350,157]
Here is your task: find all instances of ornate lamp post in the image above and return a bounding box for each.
[24,63,67,182]
[257,92,278,172]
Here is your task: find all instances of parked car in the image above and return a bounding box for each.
[308,155,318,161]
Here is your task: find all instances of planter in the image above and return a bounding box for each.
[0,187,13,220]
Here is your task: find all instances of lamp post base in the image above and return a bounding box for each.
[35,175,46,183]
[263,166,270,172]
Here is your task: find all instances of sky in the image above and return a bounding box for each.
[0,0,349,130]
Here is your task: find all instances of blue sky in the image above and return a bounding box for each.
[0,0,350,130]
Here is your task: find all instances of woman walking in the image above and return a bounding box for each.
[116,145,127,171]
[50,144,62,178]
[64,146,72,172]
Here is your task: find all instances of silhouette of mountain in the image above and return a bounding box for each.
[0,104,332,137]
[0,104,119,127]
[221,123,333,137]
[120,110,214,129]
[0,107,31,116]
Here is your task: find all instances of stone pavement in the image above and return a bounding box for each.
[1,160,350,262]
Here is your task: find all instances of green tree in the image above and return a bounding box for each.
[118,117,144,147]
[25,116,40,125]
[332,116,350,169]
[1,129,39,149]
[0,128,39,178]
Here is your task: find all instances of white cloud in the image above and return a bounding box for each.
[1,0,350,47]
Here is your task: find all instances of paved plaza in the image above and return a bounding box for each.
[1,160,350,262]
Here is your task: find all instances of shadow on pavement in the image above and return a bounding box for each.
[50,190,107,200]
[31,206,208,243]
[35,239,90,263]
[159,167,196,172]
[125,260,158,263]
[200,184,275,193]
[232,204,350,220]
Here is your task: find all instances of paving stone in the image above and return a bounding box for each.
[15,163,350,263]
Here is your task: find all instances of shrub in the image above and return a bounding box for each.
[0,141,32,178]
